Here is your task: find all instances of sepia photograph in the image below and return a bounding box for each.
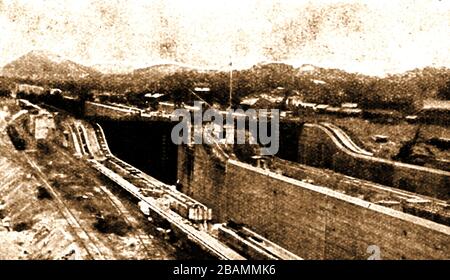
[0,0,449,264]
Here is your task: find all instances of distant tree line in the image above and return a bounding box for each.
[2,64,450,113]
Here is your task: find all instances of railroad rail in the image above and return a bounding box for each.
[218,223,302,260]
[91,123,213,223]
[320,122,373,156]
[15,100,303,259]
[89,123,303,259]
[89,159,245,260]
[69,122,243,259]
[24,154,107,260]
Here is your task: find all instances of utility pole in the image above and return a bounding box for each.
[229,61,233,110]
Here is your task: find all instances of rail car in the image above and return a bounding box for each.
[93,123,212,223]
[166,191,212,222]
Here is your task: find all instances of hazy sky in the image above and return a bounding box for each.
[0,0,449,75]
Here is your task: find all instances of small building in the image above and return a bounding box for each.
[144,93,165,99]
[324,106,341,114]
[417,99,450,124]
[362,109,403,123]
[91,90,114,103]
[29,110,55,140]
[239,97,278,110]
[422,99,450,111]
[144,93,165,109]
[298,102,317,109]
[315,104,329,112]
[312,79,326,85]
[405,115,418,123]
[286,96,303,107]
[14,84,45,98]
[193,87,211,93]
[240,97,259,109]
[341,103,358,109]
[372,135,389,143]
[50,88,62,95]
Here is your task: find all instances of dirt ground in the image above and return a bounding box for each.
[0,98,186,259]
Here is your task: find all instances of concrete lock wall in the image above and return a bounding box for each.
[298,124,450,200]
[177,144,227,222]
[84,101,140,120]
[223,160,450,259]
[177,145,450,259]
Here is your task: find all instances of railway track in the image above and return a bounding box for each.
[19,101,295,259]
[37,104,162,258]
[66,124,160,258]
[97,185,158,259]
[89,160,245,260]
[87,123,245,260]
[24,154,107,260]
[85,118,303,259]
[320,122,373,156]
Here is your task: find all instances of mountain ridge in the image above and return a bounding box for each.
[1,50,449,107]
[1,50,101,80]
[4,50,450,80]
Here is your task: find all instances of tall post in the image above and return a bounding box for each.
[229,61,233,110]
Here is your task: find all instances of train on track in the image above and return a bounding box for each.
[91,124,212,224]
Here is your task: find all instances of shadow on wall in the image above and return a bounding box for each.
[176,146,450,259]
[296,124,450,200]
[98,120,178,185]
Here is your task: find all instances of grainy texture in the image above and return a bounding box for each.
[178,145,450,259]
[0,1,449,75]
[297,124,450,200]
[1,0,449,261]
